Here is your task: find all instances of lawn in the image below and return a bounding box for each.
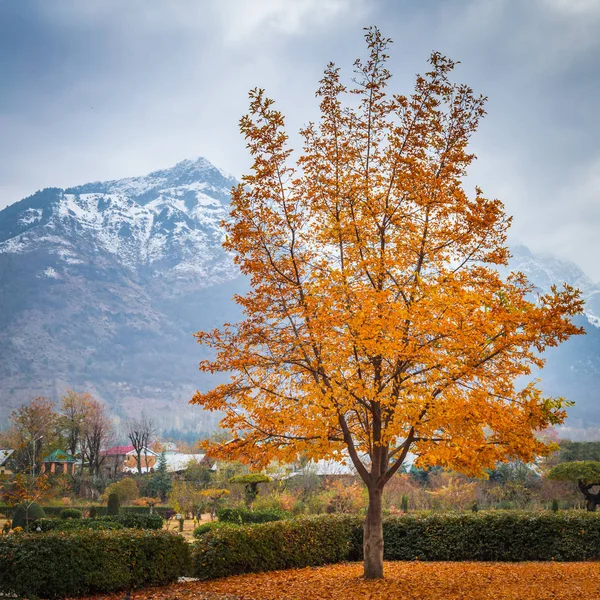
[77,561,600,600]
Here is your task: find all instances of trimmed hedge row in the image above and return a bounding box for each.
[0,504,173,518]
[192,512,600,579]
[193,515,359,579]
[34,513,163,532]
[36,518,124,532]
[216,507,292,524]
[377,512,600,562]
[0,530,190,599]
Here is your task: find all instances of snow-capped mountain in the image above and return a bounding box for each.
[0,157,245,432]
[507,245,600,328]
[0,157,238,285]
[0,160,598,437]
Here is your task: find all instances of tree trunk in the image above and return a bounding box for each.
[586,497,598,512]
[363,487,384,579]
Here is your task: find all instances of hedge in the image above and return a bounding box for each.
[216,507,292,524]
[375,512,600,562]
[0,504,173,519]
[193,515,359,579]
[0,530,190,599]
[33,513,163,532]
[192,512,600,579]
[35,518,125,532]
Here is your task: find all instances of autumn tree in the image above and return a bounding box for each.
[191,28,583,578]
[8,397,60,474]
[59,390,93,457]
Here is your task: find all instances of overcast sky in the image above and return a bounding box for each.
[1,0,599,278]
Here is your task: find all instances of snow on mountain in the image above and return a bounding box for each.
[0,157,238,286]
[0,157,244,432]
[506,245,600,328]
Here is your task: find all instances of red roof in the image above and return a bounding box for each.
[100,445,135,456]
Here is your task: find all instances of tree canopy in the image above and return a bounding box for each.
[191,27,583,578]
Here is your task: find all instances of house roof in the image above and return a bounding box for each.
[100,445,135,456]
[42,449,76,463]
[0,449,14,466]
[163,453,206,473]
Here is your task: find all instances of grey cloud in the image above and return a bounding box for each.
[0,0,598,279]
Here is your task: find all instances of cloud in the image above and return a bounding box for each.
[215,0,368,42]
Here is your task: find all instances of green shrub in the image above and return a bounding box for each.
[216,507,292,524]
[88,506,98,518]
[35,518,124,532]
[0,530,190,599]
[100,513,164,530]
[61,508,83,519]
[107,492,120,515]
[374,512,600,561]
[34,513,163,532]
[192,515,360,579]
[192,511,600,580]
[11,502,46,530]
[193,521,235,539]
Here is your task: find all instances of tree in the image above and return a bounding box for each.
[127,415,155,474]
[59,390,93,457]
[8,397,60,474]
[150,451,172,502]
[191,28,584,578]
[547,461,600,511]
[229,473,271,508]
[81,398,113,478]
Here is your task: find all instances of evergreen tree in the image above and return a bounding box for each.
[150,452,172,502]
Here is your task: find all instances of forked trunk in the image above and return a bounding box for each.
[363,487,384,579]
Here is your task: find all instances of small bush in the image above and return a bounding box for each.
[107,492,120,515]
[61,508,83,520]
[100,513,164,530]
[0,529,190,599]
[35,518,124,532]
[192,515,360,579]
[217,507,292,524]
[11,502,46,530]
[88,506,98,518]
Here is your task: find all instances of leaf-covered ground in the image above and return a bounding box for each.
[78,561,600,600]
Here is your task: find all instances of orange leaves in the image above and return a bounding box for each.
[78,561,600,600]
[190,27,584,489]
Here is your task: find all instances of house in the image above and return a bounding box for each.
[41,449,77,475]
[0,449,14,475]
[99,445,135,479]
[162,452,211,474]
[121,447,159,474]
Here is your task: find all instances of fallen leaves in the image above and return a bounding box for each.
[77,561,600,600]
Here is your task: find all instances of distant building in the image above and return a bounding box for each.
[162,452,211,474]
[41,449,77,475]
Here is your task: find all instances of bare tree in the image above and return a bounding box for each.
[81,399,113,478]
[127,415,155,474]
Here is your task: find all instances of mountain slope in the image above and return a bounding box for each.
[0,158,245,432]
